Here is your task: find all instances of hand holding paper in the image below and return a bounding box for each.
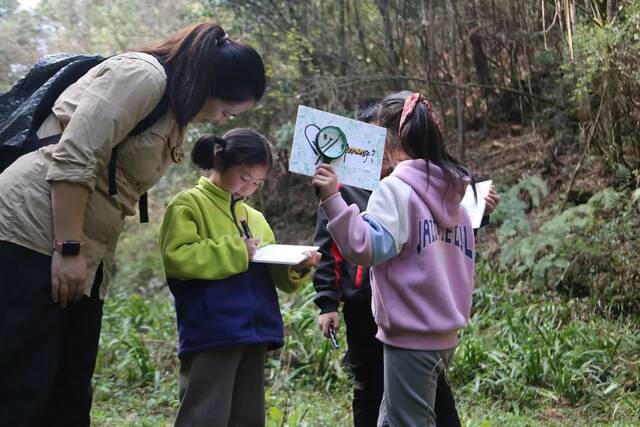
[461,180,493,229]
[293,250,322,272]
[484,185,500,215]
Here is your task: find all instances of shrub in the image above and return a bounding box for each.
[498,187,640,316]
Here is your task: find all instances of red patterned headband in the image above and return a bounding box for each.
[398,92,441,134]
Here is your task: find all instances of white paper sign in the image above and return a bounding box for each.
[461,180,493,229]
[288,105,387,191]
[251,244,320,266]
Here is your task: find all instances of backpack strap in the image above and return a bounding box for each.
[128,89,170,136]
[106,84,169,196]
[108,146,118,196]
[138,192,149,223]
[107,58,171,223]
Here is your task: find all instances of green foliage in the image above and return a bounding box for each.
[274,121,295,151]
[563,2,640,172]
[568,1,640,104]
[568,21,622,106]
[271,283,347,388]
[111,222,165,293]
[0,0,18,18]
[35,0,192,54]
[491,175,549,243]
[92,254,640,426]
[451,262,640,421]
[93,287,178,427]
[0,6,40,89]
[498,187,640,315]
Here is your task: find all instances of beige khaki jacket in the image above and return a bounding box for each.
[0,52,183,299]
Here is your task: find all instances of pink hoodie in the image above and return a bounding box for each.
[320,159,475,350]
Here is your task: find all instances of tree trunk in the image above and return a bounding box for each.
[467,0,494,100]
[352,0,369,65]
[338,0,348,76]
[375,0,400,75]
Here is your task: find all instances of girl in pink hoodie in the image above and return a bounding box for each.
[313,91,476,427]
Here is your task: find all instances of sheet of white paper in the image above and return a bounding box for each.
[251,244,320,266]
[288,105,387,191]
[461,180,493,229]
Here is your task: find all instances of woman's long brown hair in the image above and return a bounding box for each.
[135,23,265,129]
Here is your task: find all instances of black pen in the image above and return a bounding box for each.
[240,219,253,239]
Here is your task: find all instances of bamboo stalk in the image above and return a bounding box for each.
[564,0,574,61]
[542,0,548,50]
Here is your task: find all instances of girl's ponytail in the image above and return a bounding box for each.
[191,129,272,172]
[191,135,225,170]
[377,91,472,185]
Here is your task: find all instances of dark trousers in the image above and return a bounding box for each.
[0,241,104,427]
[343,299,461,427]
[175,344,268,427]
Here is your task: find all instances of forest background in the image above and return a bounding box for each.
[1,0,639,425]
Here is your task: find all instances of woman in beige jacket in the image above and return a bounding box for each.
[0,22,265,426]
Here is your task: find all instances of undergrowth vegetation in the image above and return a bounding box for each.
[91,181,640,425]
[495,178,640,317]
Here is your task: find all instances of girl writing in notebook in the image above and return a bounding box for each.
[312,91,477,427]
[159,129,320,427]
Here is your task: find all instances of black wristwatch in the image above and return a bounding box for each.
[53,240,83,256]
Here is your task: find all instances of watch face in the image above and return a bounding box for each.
[61,241,82,256]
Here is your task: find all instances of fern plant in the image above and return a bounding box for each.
[497,185,640,315]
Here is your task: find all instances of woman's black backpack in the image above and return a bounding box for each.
[0,53,170,222]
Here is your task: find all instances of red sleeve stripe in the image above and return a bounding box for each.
[355,265,363,289]
[329,241,343,290]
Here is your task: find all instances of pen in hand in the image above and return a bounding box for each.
[328,324,339,349]
[240,219,253,239]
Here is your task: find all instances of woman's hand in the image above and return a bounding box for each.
[244,238,260,260]
[50,181,90,307]
[484,185,500,215]
[318,311,340,338]
[312,164,339,201]
[51,252,87,308]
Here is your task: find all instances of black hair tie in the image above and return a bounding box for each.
[213,136,226,149]
[215,34,229,47]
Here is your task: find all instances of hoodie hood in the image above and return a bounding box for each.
[391,159,469,228]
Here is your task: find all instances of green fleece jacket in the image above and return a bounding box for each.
[159,177,310,354]
[159,176,309,291]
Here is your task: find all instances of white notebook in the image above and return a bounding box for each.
[251,244,319,265]
[461,180,493,229]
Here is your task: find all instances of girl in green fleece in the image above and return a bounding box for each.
[159,128,320,427]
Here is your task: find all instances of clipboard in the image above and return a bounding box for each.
[251,244,319,266]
